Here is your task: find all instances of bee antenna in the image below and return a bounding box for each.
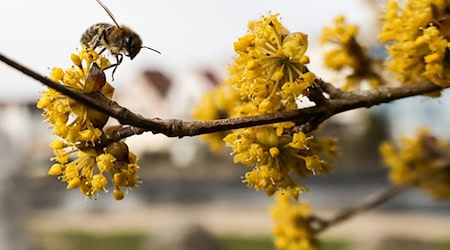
[142,46,161,54]
[95,0,122,29]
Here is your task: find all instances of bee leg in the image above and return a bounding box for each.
[110,54,123,81]
[101,54,123,81]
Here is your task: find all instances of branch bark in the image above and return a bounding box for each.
[0,52,446,138]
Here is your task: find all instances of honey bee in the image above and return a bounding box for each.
[81,0,160,79]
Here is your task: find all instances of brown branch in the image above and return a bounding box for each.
[309,179,416,234]
[316,78,350,99]
[310,150,450,235]
[0,52,447,139]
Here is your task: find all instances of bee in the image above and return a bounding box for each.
[81,0,160,79]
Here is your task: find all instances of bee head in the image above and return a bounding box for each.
[120,27,161,59]
[126,33,142,60]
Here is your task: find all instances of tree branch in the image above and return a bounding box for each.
[309,147,450,235]
[309,179,415,235]
[0,52,446,139]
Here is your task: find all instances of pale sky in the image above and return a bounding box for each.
[0,0,378,102]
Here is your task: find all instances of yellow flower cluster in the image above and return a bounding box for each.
[37,48,140,200]
[380,129,450,199]
[224,126,336,199]
[321,15,382,90]
[194,14,338,199]
[379,0,450,87]
[270,193,319,250]
[231,14,312,112]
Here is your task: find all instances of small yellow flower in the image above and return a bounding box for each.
[97,153,116,173]
[304,155,330,175]
[91,174,108,193]
[289,131,310,150]
[49,67,64,81]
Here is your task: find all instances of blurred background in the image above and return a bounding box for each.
[0,0,450,249]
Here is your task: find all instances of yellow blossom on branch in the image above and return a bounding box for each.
[224,126,334,199]
[230,14,312,110]
[270,193,319,250]
[37,47,141,200]
[380,129,450,199]
[379,0,450,88]
[193,13,338,199]
[321,15,383,90]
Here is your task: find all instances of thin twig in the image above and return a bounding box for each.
[310,179,416,234]
[316,78,348,99]
[310,151,450,234]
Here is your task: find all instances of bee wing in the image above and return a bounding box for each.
[95,0,121,29]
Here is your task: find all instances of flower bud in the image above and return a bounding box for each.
[282,32,308,60]
[84,63,106,93]
[48,164,63,176]
[106,142,130,162]
[114,187,124,200]
[86,107,109,129]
